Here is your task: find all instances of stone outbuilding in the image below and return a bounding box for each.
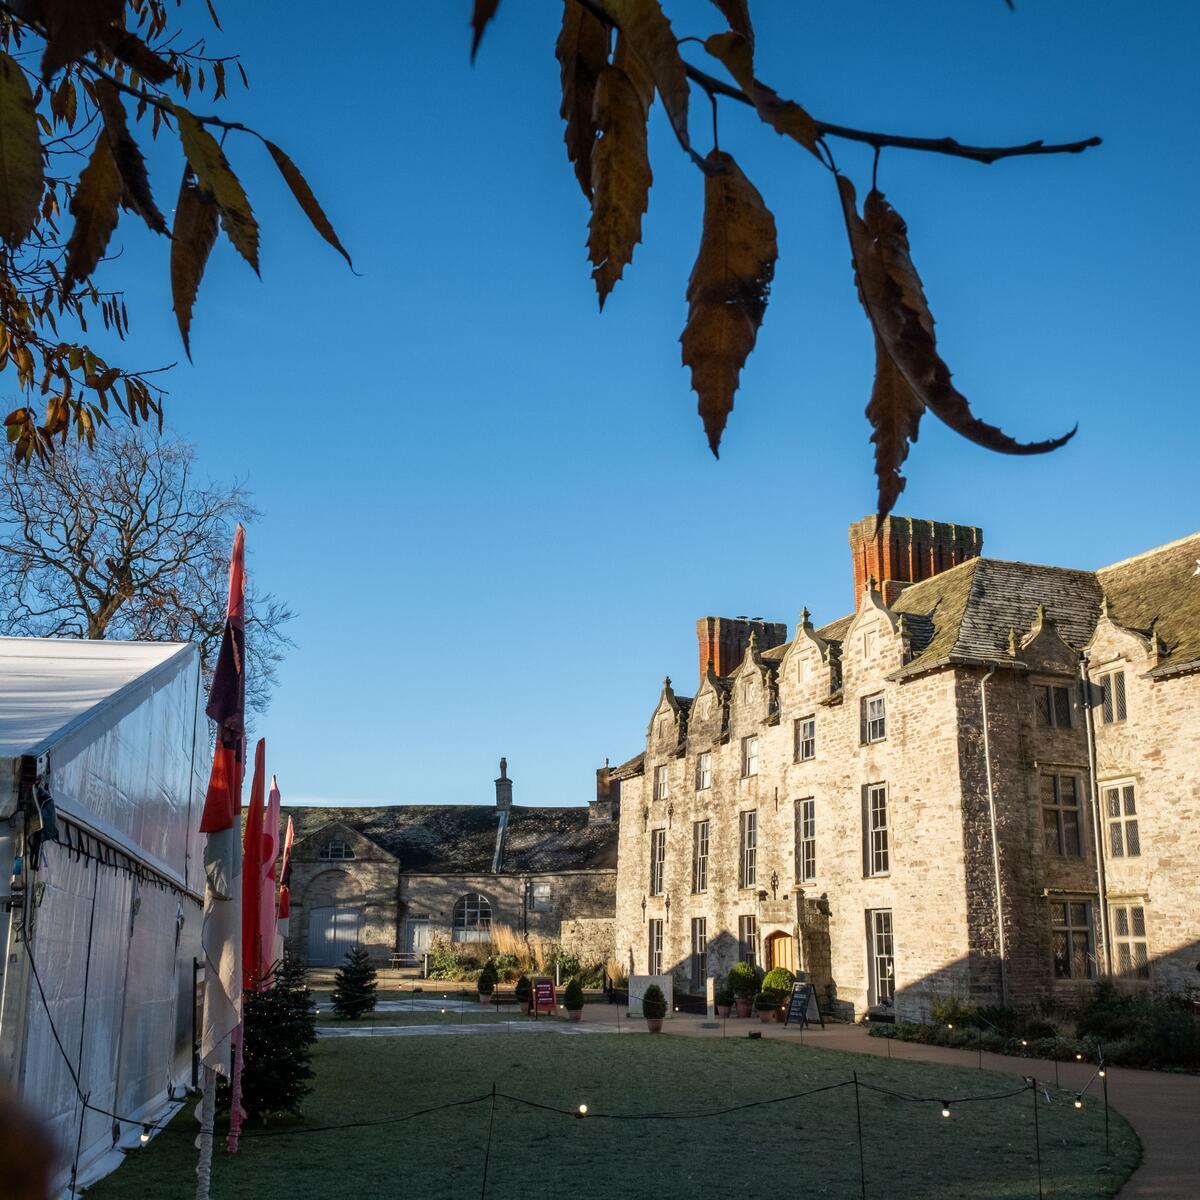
[282,759,618,968]
[608,516,1200,1021]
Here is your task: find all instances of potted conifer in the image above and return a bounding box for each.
[477,960,498,1005]
[643,984,667,1033]
[563,978,585,1022]
[728,962,759,1018]
[515,974,532,1012]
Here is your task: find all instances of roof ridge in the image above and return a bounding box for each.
[1096,530,1200,575]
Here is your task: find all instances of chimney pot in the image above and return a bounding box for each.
[848,515,982,609]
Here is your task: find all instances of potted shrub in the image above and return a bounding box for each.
[762,967,795,1018]
[477,961,498,1005]
[563,978,585,1022]
[714,986,734,1019]
[643,984,668,1033]
[514,974,532,1012]
[754,990,777,1023]
[728,962,759,1018]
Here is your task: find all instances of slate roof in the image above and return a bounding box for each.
[1097,531,1200,677]
[739,531,1199,682]
[281,803,617,874]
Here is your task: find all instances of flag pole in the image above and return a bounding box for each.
[194,1066,217,1200]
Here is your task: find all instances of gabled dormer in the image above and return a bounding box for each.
[778,607,839,712]
[295,821,387,865]
[1085,594,1158,674]
[646,676,690,757]
[687,660,729,748]
[843,579,906,690]
[727,631,777,729]
[1019,603,1080,675]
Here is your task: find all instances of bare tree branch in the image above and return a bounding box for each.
[0,428,294,716]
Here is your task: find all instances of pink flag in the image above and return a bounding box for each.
[261,776,282,972]
[241,740,268,993]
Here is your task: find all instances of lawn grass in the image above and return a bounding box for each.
[316,1009,565,1027]
[86,1033,1138,1200]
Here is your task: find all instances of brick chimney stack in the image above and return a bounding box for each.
[696,616,787,682]
[849,515,983,608]
[495,757,512,810]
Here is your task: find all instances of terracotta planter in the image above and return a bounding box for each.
[715,1005,732,1019]
[479,993,493,1005]
[645,1017,664,1033]
[758,1009,774,1023]
[567,1008,583,1022]
[735,998,752,1018]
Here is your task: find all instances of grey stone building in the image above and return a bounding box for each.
[609,516,1200,1021]
[283,759,618,967]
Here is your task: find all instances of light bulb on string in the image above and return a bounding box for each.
[1098,1067,1106,1078]
[577,1104,588,1118]
[1074,1096,1084,1110]
[139,1124,152,1146]
[941,1102,951,1119]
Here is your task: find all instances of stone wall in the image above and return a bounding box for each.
[560,917,616,967]
[615,597,976,1022]
[1087,617,1200,992]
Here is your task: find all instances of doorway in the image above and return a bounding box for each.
[307,906,361,966]
[764,931,795,973]
[405,915,431,957]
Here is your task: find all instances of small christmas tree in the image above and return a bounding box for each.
[224,954,317,1119]
[332,946,378,1019]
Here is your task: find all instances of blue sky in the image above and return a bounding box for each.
[101,1,1198,807]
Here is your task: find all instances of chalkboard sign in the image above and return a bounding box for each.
[783,981,824,1029]
[533,980,556,1015]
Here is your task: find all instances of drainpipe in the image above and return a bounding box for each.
[979,664,1008,1007]
[1079,658,1112,975]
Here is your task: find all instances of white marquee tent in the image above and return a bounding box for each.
[0,637,207,1196]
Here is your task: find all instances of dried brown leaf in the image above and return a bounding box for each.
[170,167,218,359]
[555,0,610,200]
[470,0,501,62]
[681,150,777,456]
[104,30,173,85]
[588,64,652,307]
[867,335,924,516]
[599,0,690,151]
[264,140,352,267]
[614,30,654,113]
[173,106,258,272]
[709,0,754,41]
[837,176,1075,515]
[704,32,819,155]
[0,51,45,248]
[64,133,121,288]
[95,79,166,235]
[39,0,122,81]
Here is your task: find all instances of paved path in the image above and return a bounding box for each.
[316,1019,616,1038]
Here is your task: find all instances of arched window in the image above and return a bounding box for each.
[319,839,355,861]
[452,893,492,942]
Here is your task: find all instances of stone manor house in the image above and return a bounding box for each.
[608,515,1200,1021]
[281,760,617,968]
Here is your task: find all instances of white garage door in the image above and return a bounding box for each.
[308,906,362,966]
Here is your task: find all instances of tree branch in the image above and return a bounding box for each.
[571,0,1101,166]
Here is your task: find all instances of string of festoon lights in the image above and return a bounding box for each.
[26,923,1114,1200]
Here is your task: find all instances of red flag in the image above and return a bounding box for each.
[241,739,267,992]
[200,525,247,833]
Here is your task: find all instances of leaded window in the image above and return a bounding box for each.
[1035,683,1073,728]
[1042,774,1083,858]
[1104,783,1141,858]
[1099,670,1127,724]
[1050,900,1094,980]
[1111,904,1150,980]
